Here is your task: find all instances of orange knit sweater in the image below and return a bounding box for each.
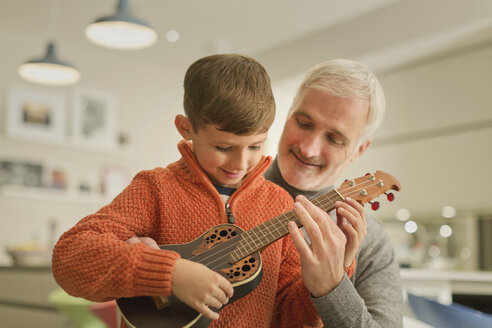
[52,141,348,328]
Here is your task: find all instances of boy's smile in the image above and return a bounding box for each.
[175,114,268,188]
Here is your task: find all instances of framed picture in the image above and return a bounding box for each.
[44,161,69,191]
[5,86,66,143]
[101,164,130,199]
[72,87,117,149]
[0,159,45,188]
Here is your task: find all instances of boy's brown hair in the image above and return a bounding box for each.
[183,54,275,135]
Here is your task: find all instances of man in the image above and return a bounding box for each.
[265,59,403,327]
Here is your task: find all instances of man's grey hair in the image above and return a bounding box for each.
[290,59,386,146]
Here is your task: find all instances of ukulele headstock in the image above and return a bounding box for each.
[337,171,401,210]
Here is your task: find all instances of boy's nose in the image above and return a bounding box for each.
[231,152,248,171]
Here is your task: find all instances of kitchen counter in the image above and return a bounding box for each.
[0,265,65,327]
[0,265,51,271]
[401,268,492,303]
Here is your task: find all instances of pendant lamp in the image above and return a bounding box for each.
[18,42,81,86]
[85,0,157,50]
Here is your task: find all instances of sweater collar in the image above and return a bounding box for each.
[177,140,272,194]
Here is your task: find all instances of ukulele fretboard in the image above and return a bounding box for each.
[228,189,344,263]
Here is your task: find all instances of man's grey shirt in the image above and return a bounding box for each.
[265,157,403,327]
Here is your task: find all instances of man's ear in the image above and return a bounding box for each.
[175,114,194,140]
[350,138,372,163]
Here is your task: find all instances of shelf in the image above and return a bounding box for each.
[0,185,110,205]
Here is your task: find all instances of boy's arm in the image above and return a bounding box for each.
[52,172,181,302]
[125,237,234,321]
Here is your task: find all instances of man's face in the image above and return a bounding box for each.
[277,88,370,191]
[191,124,267,188]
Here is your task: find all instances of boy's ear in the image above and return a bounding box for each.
[175,114,194,140]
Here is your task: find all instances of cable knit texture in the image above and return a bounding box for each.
[52,141,331,328]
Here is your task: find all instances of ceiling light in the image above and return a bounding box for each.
[441,206,456,218]
[396,208,411,221]
[85,0,157,50]
[404,220,418,233]
[428,244,440,258]
[439,224,453,238]
[166,30,180,43]
[18,42,81,86]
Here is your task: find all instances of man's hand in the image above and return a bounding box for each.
[288,195,347,297]
[172,259,234,321]
[125,236,234,321]
[335,197,367,268]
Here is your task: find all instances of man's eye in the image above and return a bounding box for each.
[327,136,343,146]
[295,118,311,128]
[215,146,231,152]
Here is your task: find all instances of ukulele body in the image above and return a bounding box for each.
[117,224,263,328]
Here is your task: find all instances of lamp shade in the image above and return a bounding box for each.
[85,0,157,50]
[18,42,81,86]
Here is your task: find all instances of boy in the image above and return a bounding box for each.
[52,54,350,327]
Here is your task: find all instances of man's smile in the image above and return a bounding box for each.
[289,149,324,168]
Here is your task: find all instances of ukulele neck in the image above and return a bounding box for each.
[228,189,343,263]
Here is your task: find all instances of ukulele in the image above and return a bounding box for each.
[117,170,401,328]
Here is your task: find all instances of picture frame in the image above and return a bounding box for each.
[0,159,45,188]
[100,164,130,199]
[72,87,117,149]
[5,86,66,143]
[44,161,69,191]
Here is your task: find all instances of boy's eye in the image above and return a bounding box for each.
[249,145,261,150]
[215,146,231,152]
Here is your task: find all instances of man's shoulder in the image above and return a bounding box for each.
[360,215,394,255]
[366,215,386,234]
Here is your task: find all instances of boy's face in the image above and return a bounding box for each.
[176,115,267,188]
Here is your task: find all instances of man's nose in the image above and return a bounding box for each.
[299,133,323,158]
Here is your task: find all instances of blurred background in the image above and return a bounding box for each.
[1,0,492,327]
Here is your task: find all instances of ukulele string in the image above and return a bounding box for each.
[187,181,382,271]
[190,180,382,269]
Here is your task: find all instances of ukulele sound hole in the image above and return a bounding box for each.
[205,228,236,244]
[223,254,259,281]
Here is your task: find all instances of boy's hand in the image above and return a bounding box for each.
[126,236,160,249]
[335,197,367,268]
[171,259,233,321]
[289,195,347,297]
[126,237,234,320]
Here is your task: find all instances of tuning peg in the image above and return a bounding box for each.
[385,192,395,202]
[369,201,380,211]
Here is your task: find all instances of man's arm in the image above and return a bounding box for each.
[311,217,403,328]
[290,196,403,327]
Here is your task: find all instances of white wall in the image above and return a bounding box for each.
[1,1,492,265]
[342,44,492,218]
[0,3,187,263]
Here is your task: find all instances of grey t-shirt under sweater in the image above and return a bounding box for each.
[264,157,403,327]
